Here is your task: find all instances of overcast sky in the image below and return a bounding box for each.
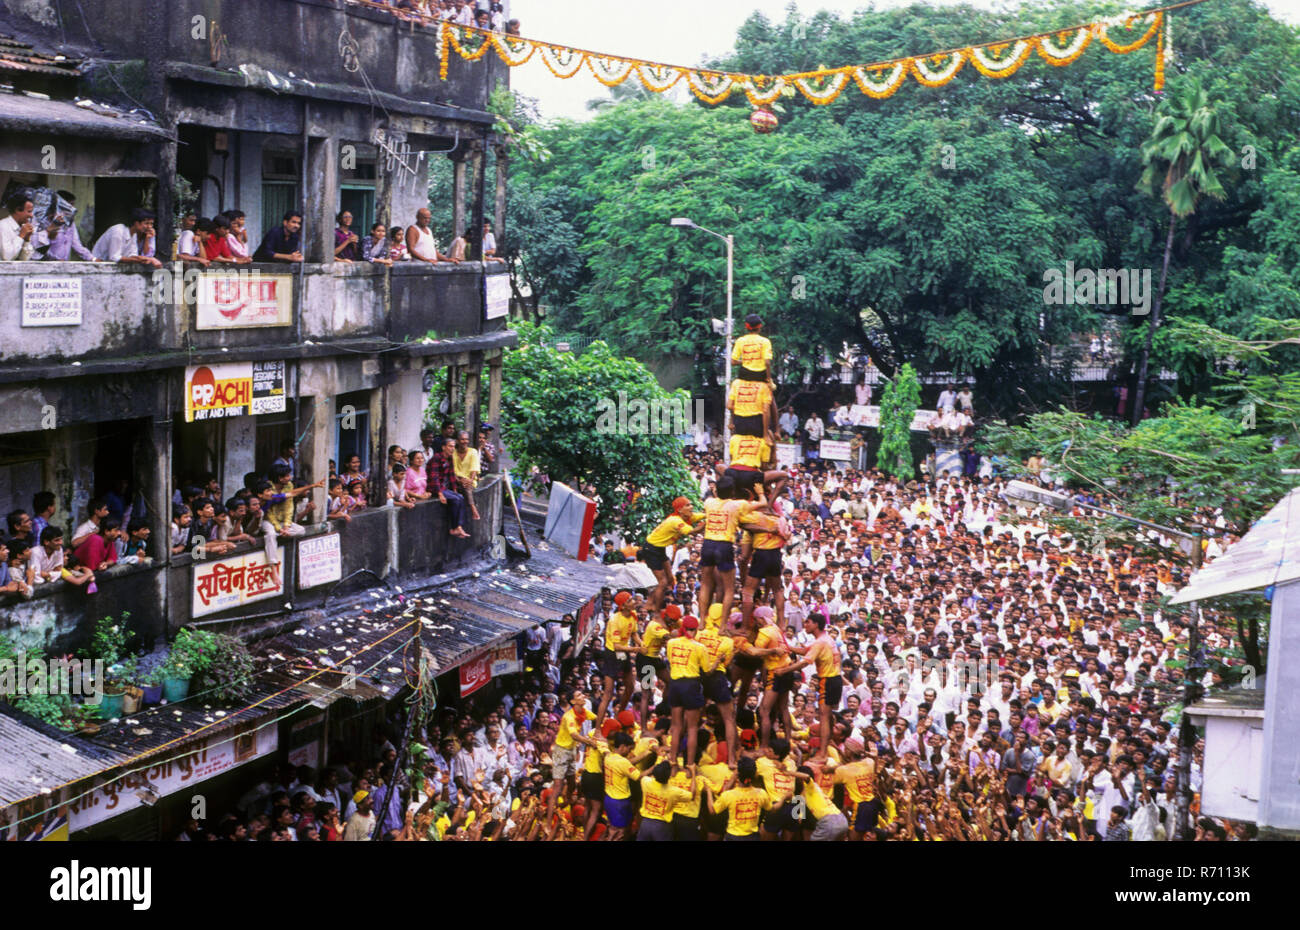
[508,0,1300,122]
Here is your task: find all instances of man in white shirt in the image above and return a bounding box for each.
[804,413,825,443]
[91,208,162,266]
[778,407,799,437]
[0,191,35,261]
[481,218,503,262]
[936,383,957,413]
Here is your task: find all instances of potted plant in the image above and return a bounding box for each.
[194,633,257,705]
[160,654,192,703]
[140,667,165,706]
[113,656,144,715]
[83,613,131,717]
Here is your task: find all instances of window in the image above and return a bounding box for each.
[335,392,371,478]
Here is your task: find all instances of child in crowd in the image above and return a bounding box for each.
[120,517,153,562]
[347,478,368,511]
[328,478,354,523]
[389,465,416,509]
[171,503,195,554]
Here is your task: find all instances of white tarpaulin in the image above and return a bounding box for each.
[1170,487,1300,604]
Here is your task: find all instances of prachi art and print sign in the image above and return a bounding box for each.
[184,361,286,422]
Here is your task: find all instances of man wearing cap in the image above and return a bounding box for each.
[732,313,773,382]
[642,497,704,612]
[342,790,375,840]
[595,590,641,725]
[545,689,592,829]
[665,616,710,768]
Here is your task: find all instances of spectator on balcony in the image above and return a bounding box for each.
[347,478,369,511]
[334,211,360,263]
[32,526,70,584]
[453,431,482,523]
[327,479,354,523]
[0,190,36,261]
[205,214,247,264]
[419,428,439,463]
[388,445,408,469]
[363,222,394,266]
[177,216,210,266]
[221,498,258,548]
[482,218,503,263]
[119,518,153,563]
[477,424,497,473]
[72,497,110,549]
[253,210,304,263]
[405,451,433,501]
[266,465,325,537]
[387,225,409,262]
[447,227,468,262]
[407,208,459,264]
[6,509,33,545]
[0,540,33,597]
[957,385,974,413]
[73,517,121,572]
[193,498,237,556]
[428,437,469,539]
[31,491,56,541]
[452,0,476,26]
[506,18,521,36]
[388,464,417,510]
[341,455,368,487]
[35,191,97,262]
[937,382,957,414]
[474,9,491,30]
[91,207,161,267]
[171,504,196,555]
[223,210,251,261]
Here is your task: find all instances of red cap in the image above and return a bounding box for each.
[671,496,691,512]
[617,710,637,729]
[740,729,757,747]
[662,604,682,621]
[613,591,631,607]
[681,616,699,631]
[601,718,621,738]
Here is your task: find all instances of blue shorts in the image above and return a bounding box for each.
[700,539,736,573]
[604,794,635,829]
[704,670,734,704]
[853,798,884,834]
[668,677,706,711]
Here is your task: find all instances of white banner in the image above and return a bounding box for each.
[774,443,800,468]
[193,550,284,617]
[490,642,522,676]
[297,533,342,590]
[22,277,82,326]
[911,409,939,432]
[484,273,511,319]
[195,272,293,329]
[849,404,879,427]
[819,439,853,462]
[69,727,277,832]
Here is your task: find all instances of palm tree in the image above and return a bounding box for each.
[1131,78,1234,425]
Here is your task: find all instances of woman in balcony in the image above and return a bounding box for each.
[405,450,433,502]
[334,211,360,263]
[363,222,394,266]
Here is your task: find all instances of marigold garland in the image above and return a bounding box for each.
[423,2,1190,105]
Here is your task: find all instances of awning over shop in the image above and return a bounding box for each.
[0,91,173,142]
[1171,487,1300,604]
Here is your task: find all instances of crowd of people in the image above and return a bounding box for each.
[363,0,521,35]
[182,313,1253,842]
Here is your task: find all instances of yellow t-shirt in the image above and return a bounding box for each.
[583,738,606,774]
[696,626,735,675]
[732,333,773,373]
[452,447,481,488]
[715,786,772,836]
[755,624,790,673]
[646,513,702,548]
[666,635,707,679]
[812,638,842,679]
[755,756,797,808]
[553,707,590,750]
[703,497,752,543]
[670,772,707,819]
[699,762,731,795]
[729,379,772,418]
[729,434,770,470]
[835,760,877,804]
[740,509,784,551]
[639,776,691,822]
[603,752,638,800]
[803,779,840,820]
[605,610,637,652]
[641,619,672,657]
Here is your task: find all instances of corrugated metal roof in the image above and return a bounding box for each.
[0,33,81,77]
[1171,488,1300,604]
[0,708,116,807]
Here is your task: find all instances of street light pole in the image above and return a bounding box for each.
[670,218,734,464]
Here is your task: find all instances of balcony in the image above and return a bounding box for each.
[0,261,510,371]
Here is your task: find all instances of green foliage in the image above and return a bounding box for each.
[877,363,921,480]
[82,613,130,669]
[168,628,219,679]
[14,690,70,728]
[194,634,257,705]
[1139,77,1235,219]
[499,322,697,540]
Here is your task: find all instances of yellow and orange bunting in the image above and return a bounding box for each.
[430,6,1174,103]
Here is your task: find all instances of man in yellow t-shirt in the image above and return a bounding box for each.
[545,688,594,826]
[754,609,794,748]
[595,590,640,724]
[638,603,677,724]
[732,313,773,381]
[665,617,709,766]
[452,431,482,521]
[636,758,695,841]
[710,756,779,841]
[728,376,775,442]
[697,478,756,624]
[796,764,848,840]
[601,731,641,840]
[831,738,882,841]
[756,736,799,839]
[697,603,739,761]
[643,496,703,611]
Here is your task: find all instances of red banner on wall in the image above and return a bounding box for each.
[459,652,492,697]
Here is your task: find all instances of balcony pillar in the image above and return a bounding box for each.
[451,153,468,245]
[305,133,339,263]
[469,140,487,261]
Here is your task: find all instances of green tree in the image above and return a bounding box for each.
[500,323,697,541]
[877,363,921,480]
[1132,77,1235,424]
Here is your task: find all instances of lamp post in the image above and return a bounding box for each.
[1001,480,1204,840]
[671,217,734,463]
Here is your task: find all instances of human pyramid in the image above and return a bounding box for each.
[547,314,873,841]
